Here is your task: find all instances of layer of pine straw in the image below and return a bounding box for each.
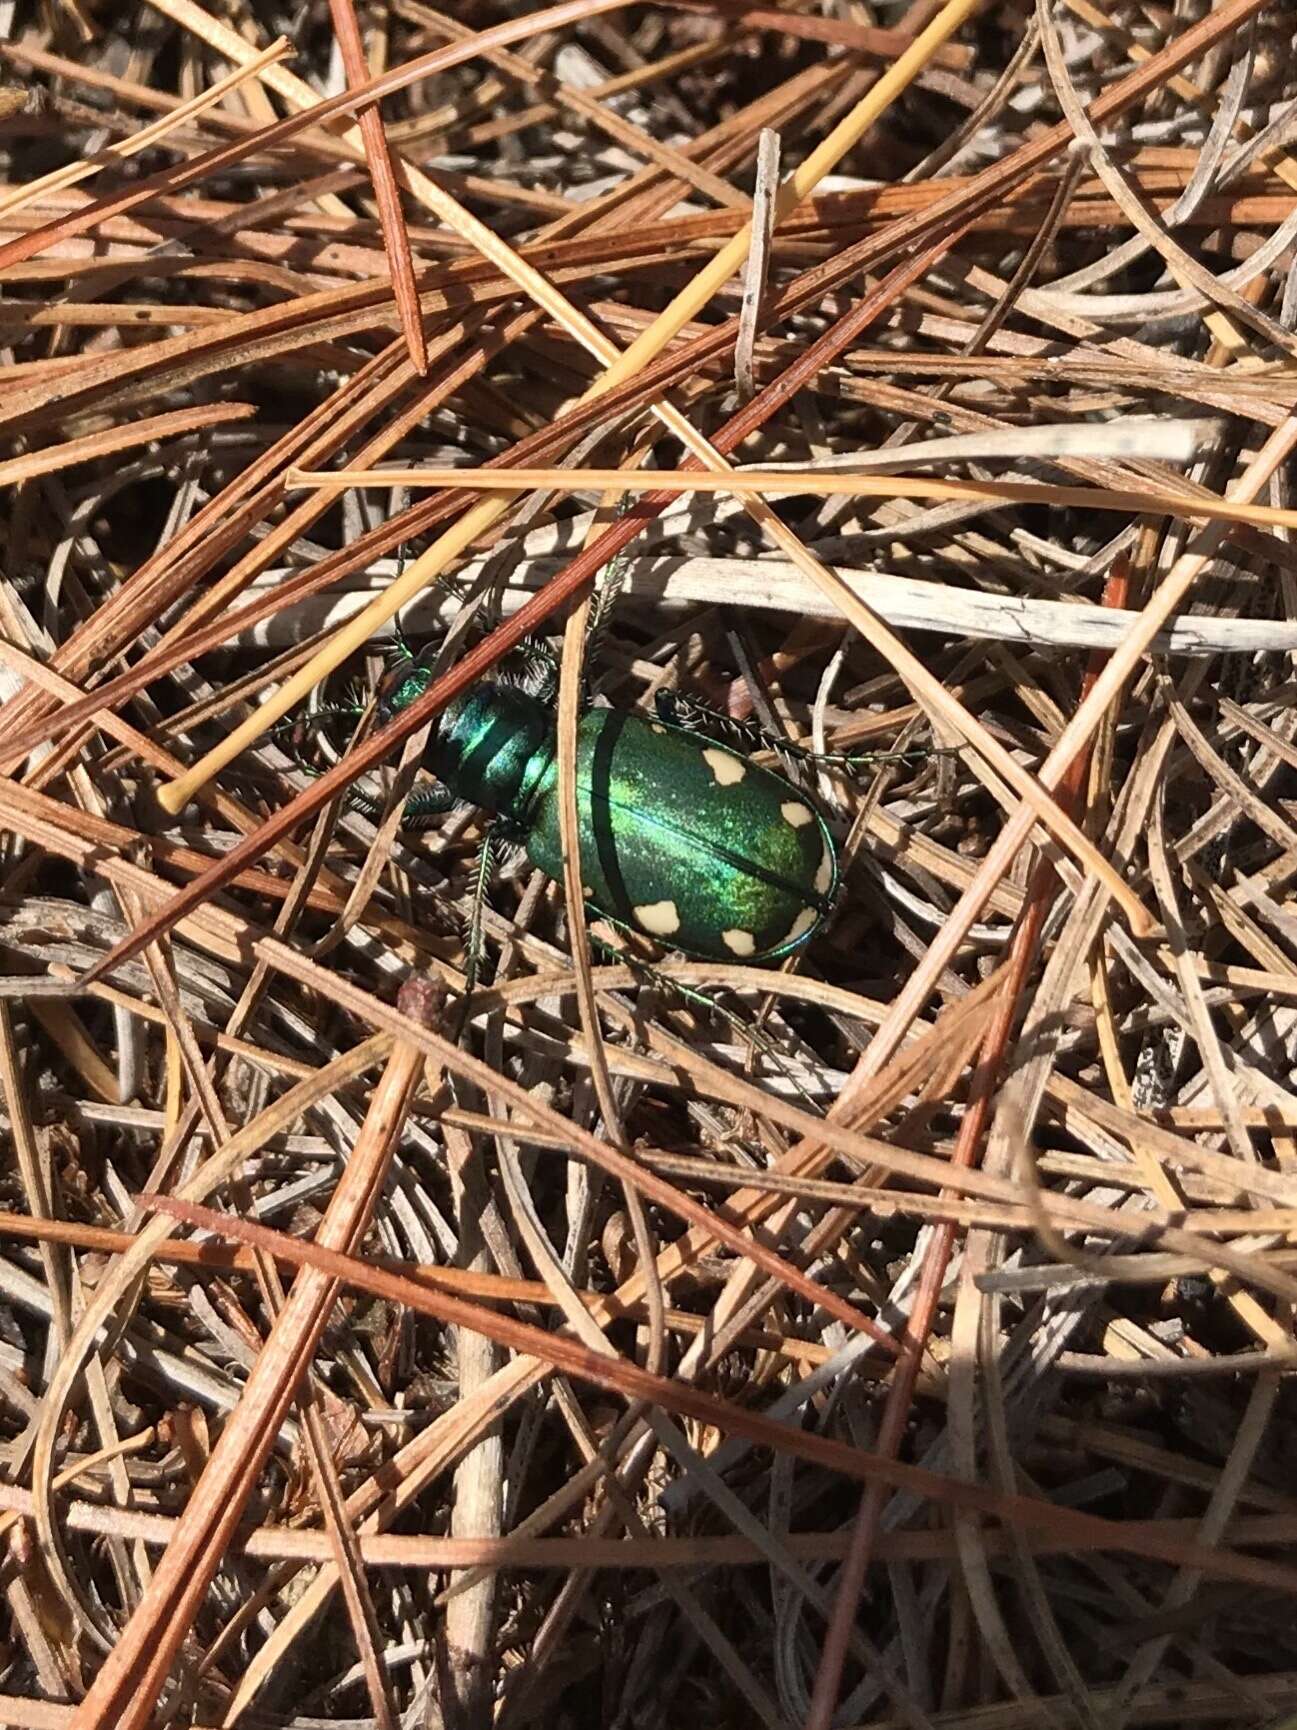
[4,1,1297,1726]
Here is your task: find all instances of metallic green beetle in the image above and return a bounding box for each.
[420,679,839,964]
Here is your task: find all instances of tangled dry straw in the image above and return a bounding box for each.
[4,0,1297,1726]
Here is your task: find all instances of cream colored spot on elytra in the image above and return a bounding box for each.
[784,907,818,946]
[651,723,667,735]
[583,884,595,899]
[722,928,756,957]
[814,841,834,895]
[702,747,745,786]
[634,899,680,937]
[781,800,813,829]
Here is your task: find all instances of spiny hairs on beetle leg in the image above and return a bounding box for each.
[654,685,939,780]
[654,687,762,750]
[396,783,457,829]
[495,636,561,701]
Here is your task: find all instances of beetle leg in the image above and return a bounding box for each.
[780,738,947,780]
[582,515,633,686]
[274,705,455,833]
[514,636,561,703]
[267,703,368,774]
[587,928,828,1116]
[399,781,456,830]
[654,689,941,778]
[453,822,497,1039]
[269,701,367,741]
[653,688,763,751]
[330,775,454,832]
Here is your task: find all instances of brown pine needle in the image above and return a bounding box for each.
[327,0,428,376]
[283,461,1297,533]
[141,1194,1297,1603]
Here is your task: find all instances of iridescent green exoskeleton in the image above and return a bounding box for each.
[423,679,839,964]
[274,623,943,968]
[272,642,839,961]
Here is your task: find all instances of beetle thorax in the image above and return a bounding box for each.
[426,682,554,821]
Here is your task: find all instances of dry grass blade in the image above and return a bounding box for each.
[0,34,292,220]
[260,938,899,1347]
[735,126,779,404]
[288,459,1297,532]
[0,401,255,487]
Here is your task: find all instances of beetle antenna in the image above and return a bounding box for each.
[389,543,416,664]
[654,689,947,782]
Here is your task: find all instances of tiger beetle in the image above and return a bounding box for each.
[413,672,840,964]
[275,556,933,973]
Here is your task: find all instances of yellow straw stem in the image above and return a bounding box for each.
[283,465,1297,534]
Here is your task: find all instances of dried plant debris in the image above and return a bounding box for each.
[6,0,1297,1725]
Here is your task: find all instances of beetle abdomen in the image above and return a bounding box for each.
[524,709,837,962]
